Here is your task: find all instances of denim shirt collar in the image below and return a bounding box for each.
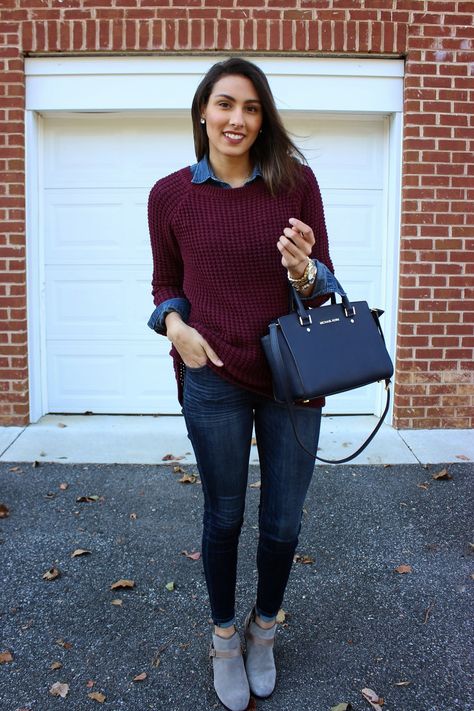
[191,156,262,188]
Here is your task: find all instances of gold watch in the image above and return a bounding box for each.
[288,259,317,291]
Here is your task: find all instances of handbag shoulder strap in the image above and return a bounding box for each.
[269,321,391,464]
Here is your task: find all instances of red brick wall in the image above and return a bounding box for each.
[0,0,472,428]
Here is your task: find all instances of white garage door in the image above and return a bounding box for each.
[42,112,387,415]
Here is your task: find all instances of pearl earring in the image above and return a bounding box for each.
[200,118,205,124]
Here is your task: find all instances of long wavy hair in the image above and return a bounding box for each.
[191,58,306,196]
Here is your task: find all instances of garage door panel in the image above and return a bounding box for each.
[47,343,176,413]
[43,115,194,189]
[46,275,124,331]
[323,189,383,267]
[289,117,384,189]
[319,266,382,307]
[45,267,160,339]
[48,351,125,399]
[45,189,150,265]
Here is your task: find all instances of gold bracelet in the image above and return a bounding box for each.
[287,259,311,286]
[289,260,317,293]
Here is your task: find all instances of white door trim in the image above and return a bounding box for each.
[25,56,403,423]
[25,55,404,113]
[25,111,48,423]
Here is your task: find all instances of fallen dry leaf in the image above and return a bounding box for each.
[57,422,67,428]
[394,564,412,574]
[416,482,429,490]
[432,468,452,481]
[331,704,352,711]
[86,680,95,688]
[8,466,22,472]
[162,453,184,461]
[110,579,135,590]
[42,567,61,580]
[88,691,106,702]
[71,548,91,557]
[249,480,261,488]
[394,680,411,686]
[361,687,384,710]
[276,609,286,623]
[55,639,73,649]
[49,682,69,698]
[423,601,435,624]
[455,454,470,461]
[178,472,197,484]
[111,598,123,606]
[59,482,69,490]
[181,550,201,561]
[76,494,101,502]
[293,553,315,565]
[50,661,62,670]
[132,672,147,682]
[0,650,13,664]
[251,437,257,446]
[247,696,257,710]
[0,504,10,518]
[165,581,175,591]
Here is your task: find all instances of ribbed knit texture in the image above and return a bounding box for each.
[148,164,334,405]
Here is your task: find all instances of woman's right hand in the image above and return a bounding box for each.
[165,312,223,369]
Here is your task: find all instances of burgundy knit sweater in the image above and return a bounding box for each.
[148,164,334,406]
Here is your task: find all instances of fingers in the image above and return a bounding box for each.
[277,217,315,272]
[169,323,223,368]
[201,340,224,367]
[288,217,314,241]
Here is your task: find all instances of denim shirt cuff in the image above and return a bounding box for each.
[301,259,346,301]
[147,298,190,335]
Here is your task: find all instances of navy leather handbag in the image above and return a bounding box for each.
[261,286,394,464]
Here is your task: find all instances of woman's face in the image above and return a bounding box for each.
[202,74,263,164]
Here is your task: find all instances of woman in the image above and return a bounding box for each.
[148,58,339,711]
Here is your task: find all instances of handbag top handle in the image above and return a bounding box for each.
[291,284,355,323]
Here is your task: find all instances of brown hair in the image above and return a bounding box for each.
[191,57,306,196]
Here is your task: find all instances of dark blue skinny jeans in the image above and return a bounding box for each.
[182,365,322,627]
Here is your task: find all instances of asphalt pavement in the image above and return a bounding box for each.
[0,461,472,711]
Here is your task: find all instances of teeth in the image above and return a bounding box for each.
[224,133,244,140]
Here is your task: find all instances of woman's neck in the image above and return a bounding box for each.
[208,152,253,188]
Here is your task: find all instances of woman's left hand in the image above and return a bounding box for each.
[277,217,315,279]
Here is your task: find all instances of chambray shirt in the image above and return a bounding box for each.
[148,157,343,334]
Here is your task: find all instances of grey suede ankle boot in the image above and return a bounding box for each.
[209,630,250,711]
[243,608,277,698]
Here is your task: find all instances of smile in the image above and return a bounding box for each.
[223,132,245,141]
